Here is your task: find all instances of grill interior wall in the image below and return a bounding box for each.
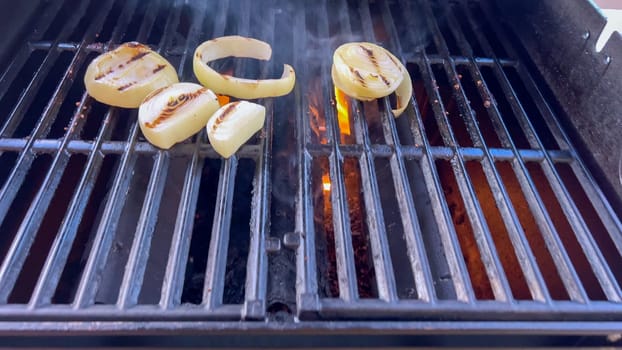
[0,0,620,324]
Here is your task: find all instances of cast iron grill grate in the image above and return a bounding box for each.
[0,0,621,333]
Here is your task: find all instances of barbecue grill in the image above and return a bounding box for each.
[1,0,622,347]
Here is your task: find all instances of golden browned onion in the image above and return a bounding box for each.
[331,42,412,117]
[84,42,179,108]
[139,83,220,149]
[207,101,266,158]
[193,36,295,99]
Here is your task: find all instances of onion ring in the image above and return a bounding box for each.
[193,36,295,99]
[331,42,412,117]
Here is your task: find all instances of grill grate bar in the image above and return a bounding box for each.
[0,0,97,230]
[421,54,514,301]
[0,0,93,139]
[337,0,399,303]
[117,0,211,310]
[116,153,170,308]
[201,0,239,311]
[412,56,519,68]
[25,41,522,68]
[0,298,622,324]
[29,109,119,307]
[424,0,551,302]
[0,138,575,163]
[243,0,275,319]
[375,0,441,303]
[0,91,91,304]
[395,0,474,303]
[565,163,622,255]
[98,0,151,54]
[479,4,622,263]
[318,0,359,302]
[202,156,237,310]
[0,0,68,102]
[453,2,589,303]
[317,298,622,319]
[360,0,436,302]
[0,98,91,303]
[244,97,271,316]
[28,42,81,52]
[26,0,139,304]
[294,5,320,314]
[160,0,229,310]
[2,299,622,320]
[478,4,622,302]
[202,0,250,312]
[416,40,513,301]
[0,138,574,163]
[71,123,140,308]
[0,0,119,304]
[414,0,512,301]
[159,138,202,308]
[72,0,179,308]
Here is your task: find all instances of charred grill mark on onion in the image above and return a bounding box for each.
[359,45,374,59]
[93,50,153,81]
[145,88,208,128]
[127,51,150,64]
[152,64,166,74]
[359,44,380,70]
[94,68,113,80]
[380,74,391,87]
[211,101,240,132]
[350,66,367,87]
[142,85,168,104]
[117,81,136,91]
[359,44,392,87]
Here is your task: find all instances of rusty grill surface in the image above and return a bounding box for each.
[0,0,622,334]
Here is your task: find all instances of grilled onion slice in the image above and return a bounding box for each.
[139,83,219,149]
[84,42,179,108]
[331,42,412,117]
[207,101,266,158]
[193,36,295,99]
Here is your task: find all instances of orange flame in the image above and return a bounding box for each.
[217,94,230,106]
[308,79,328,144]
[334,87,351,138]
[322,173,331,192]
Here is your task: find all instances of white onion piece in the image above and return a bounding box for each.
[193,36,295,99]
[207,101,266,158]
[331,42,412,117]
[84,42,178,108]
[139,83,219,149]
[391,66,412,117]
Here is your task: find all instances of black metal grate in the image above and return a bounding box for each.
[0,0,621,333]
[294,0,622,322]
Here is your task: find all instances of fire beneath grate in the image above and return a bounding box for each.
[0,0,621,329]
